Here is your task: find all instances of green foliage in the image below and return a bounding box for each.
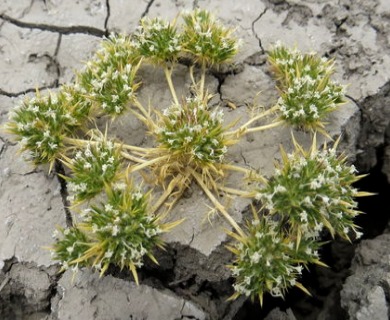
[268,43,346,131]
[51,226,91,271]
[62,137,123,204]
[5,9,368,306]
[228,214,322,305]
[132,17,181,64]
[256,137,364,241]
[155,95,227,165]
[181,9,239,66]
[52,183,164,281]
[76,34,140,116]
[7,92,68,166]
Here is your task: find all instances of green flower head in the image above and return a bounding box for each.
[63,138,123,204]
[256,136,365,240]
[7,92,70,167]
[181,9,239,66]
[268,43,346,131]
[132,17,181,65]
[155,95,228,165]
[76,34,140,116]
[228,214,322,305]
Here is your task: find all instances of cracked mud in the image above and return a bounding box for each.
[1,1,390,319]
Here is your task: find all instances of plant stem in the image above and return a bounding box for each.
[120,151,146,163]
[150,174,188,215]
[199,61,206,98]
[219,164,268,184]
[225,105,279,138]
[63,137,150,155]
[189,65,196,86]
[245,120,284,134]
[127,154,170,173]
[190,169,245,237]
[217,186,253,197]
[164,66,179,105]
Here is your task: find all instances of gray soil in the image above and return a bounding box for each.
[0,1,389,319]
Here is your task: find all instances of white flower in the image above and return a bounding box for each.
[299,210,308,222]
[250,251,261,264]
[274,185,287,193]
[84,162,92,169]
[112,225,119,236]
[104,250,113,259]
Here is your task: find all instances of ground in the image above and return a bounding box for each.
[0,1,389,319]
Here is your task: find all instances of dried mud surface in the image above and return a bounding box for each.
[0,1,389,319]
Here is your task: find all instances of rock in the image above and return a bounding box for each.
[341,233,390,319]
[264,308,296,320]
[0,145,66,267]
[355,286,388,320]
[0,22,59,94]
[53,269,207,320]
[57,34,102,84]
[0,0,107,31]
[0,263,54,318]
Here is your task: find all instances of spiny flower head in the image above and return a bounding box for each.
[63,138,123,204]
[132,17,181,64]
[7,92,72,166]
[76,34,140,116]
[77,183,163,277]
[155,95,228,165]
[228,215,322,305]
[256,136,365,240]
[59,84,94,128]
[181,9,239,66]
[268,43,346,131]
[51,226,91,272]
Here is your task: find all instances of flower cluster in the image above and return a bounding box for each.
[228,215,322,304]
[256,137,363,240]
[52,183,163,281]
[51,226,91,272]
[132,17,181,64]
[268,44,346,131]
[64,138,122,204]
[76,34,140,116]
[181,9,239,66]
[7,92,71,166]
[155,95,227,164]
[59,85,93,128]
[5,8,369,307]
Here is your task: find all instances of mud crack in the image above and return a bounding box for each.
[141,0,156,19]
[104,0,111,35]
[0,13,106,37]
[252,8,268,54]
[54,160,73,228]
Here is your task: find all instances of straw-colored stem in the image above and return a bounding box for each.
[64,137,149,155]
[190,169,245,237]
[189,65,196,86]
[225,105,278,138]
[245,120,284,134]
[199,61,206,98]
[150,174,187,215]
[127,154,170,173]
[164,67,179,105]
[217,186,253,197]
[120,151,146,163]
[219,164,268,184]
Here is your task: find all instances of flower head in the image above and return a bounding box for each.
[181,9,239,66]
[256,135,364,240]
[156,94,228,165]
[268,44,346,131]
